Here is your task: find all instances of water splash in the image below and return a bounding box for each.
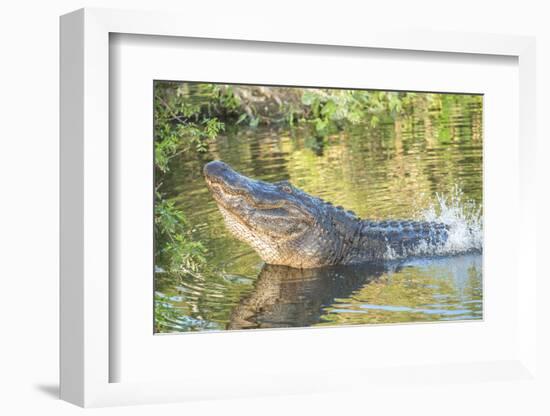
[420,187,483,255]
[384,187,483,260]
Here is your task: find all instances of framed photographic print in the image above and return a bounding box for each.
[60,7,539,408]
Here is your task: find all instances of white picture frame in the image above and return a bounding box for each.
[60,7,538,407]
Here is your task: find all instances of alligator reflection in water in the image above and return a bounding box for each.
[228,253,482,330]
[229,263,384,329]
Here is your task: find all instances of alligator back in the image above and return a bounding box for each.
[344,220,449,263]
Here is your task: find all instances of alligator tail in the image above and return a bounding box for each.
[361,220,449,255]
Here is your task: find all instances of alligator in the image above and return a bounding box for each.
[204,160,449,269]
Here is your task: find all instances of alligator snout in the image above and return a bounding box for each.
[203,160,241,187]
[203,160,231,180]
[204,160,254,197]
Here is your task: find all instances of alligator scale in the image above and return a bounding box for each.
[204,161,448,269]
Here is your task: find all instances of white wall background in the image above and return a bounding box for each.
[0,1,548,415]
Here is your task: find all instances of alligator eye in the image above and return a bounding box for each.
[281,185,292,194]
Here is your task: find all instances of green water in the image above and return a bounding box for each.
[155,98,483,332]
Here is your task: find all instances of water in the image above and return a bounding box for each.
[155,97,483,332]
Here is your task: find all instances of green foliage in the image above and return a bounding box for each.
[299,89,416,135]
[154,81,232,275]
[154,196,207,272]
[154,81,227,173]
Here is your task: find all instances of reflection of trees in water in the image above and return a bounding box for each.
[228,254,482,330]
[277,99,483,220]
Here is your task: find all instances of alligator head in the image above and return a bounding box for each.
[204,160,359,268]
